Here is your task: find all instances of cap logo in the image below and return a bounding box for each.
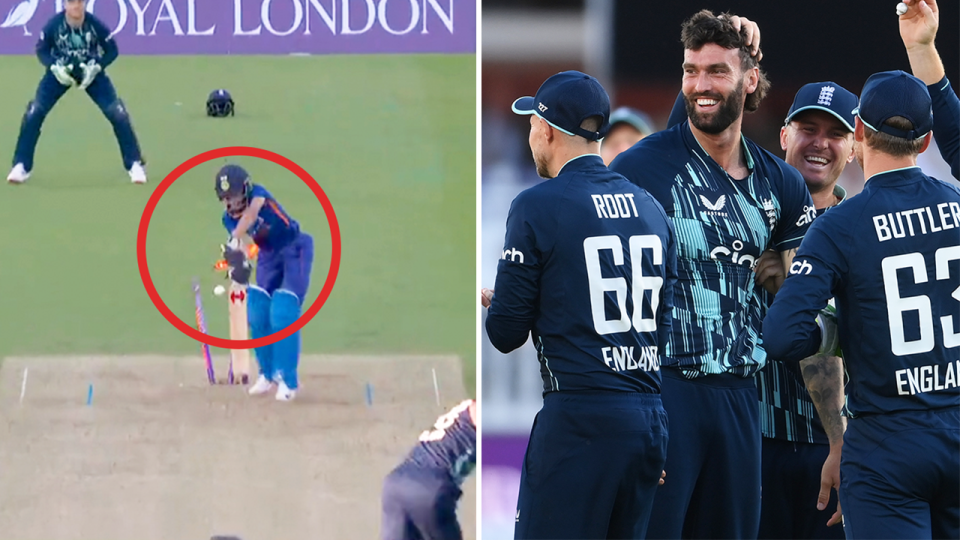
[538,102,548,112]
[220,176,230,191]
[818,86,836,106]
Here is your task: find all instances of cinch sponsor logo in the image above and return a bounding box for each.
[501,247,524,263]
[796,205,817,227]
[1,0,461,40]
[709,239,756,268]
[789,259,813,275]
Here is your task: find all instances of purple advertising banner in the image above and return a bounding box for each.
[0,0,475,55]
[482,434,529,539]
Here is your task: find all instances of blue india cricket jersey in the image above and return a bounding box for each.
[609,121,815,379]
[764,167,960,417]
[485,154,678,395]
[222,184,300,251]
[404,400,476,486]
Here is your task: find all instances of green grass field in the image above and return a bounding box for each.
[0,54,476,396]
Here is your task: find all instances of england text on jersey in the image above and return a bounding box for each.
[896,360,960,396]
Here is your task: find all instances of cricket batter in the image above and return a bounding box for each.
[216,164,314,402]
[7,0,147,184]
[381,399,476,540]
[763,69,960,540]
[608,11,816,539]
[484,70,677,539]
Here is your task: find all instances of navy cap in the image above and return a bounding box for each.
[784,82,858,132]
[512,71,611,141]
[853,70,933,139]
[215,163,251,198]
[609,106,655,137]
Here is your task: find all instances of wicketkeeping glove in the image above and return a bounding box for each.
[78,60,101,90]
[51,61,75,87]
[816,304,840,356]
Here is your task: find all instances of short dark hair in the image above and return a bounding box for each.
[863,116,926,157]
[680,9,771,112]
[580,115,602,134]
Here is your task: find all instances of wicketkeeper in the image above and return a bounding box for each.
[7,0,147,184]
[216,164,314,402]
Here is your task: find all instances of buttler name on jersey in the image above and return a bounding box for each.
[872,201,960,242]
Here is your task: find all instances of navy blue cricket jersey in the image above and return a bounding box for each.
[764,167,960,417]
[222,184,300,251]
[37,12,117,69]
[757,185,848,444]
[609,122,815,379]
[404,400,476,486]
[929,76,959,180]
[485,154,678,395]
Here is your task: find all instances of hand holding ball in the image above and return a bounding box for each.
[897,2,908,16]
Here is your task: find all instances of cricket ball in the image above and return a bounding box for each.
[896,2,908,15]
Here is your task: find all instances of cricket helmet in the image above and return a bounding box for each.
[215,164,251,215]
[206,89,234,117]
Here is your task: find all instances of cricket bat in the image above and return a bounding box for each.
[215,235,256,385]
[228,280,251,384]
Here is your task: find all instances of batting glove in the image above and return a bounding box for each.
[227,262,252,285]
[816,304,840,356]
[220,244,252,285]
[78,60,101,90]
[51,61,75,87]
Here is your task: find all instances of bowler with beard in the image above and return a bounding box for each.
[609,10,815,540]
[485,70,677,539]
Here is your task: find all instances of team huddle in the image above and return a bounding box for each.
[484,1,959,540]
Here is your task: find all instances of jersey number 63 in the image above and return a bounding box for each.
[882,245,960,356]
[584,234,664,336]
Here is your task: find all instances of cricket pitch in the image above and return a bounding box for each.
[0,354,475,540]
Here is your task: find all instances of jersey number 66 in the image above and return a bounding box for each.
[584,234,665,336]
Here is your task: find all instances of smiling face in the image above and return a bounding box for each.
[781,110,855,192]
[681,43,758,135]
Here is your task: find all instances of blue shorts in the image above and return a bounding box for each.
[645,368,761,540]
[381,463,463,540]
[759,438,844,540]
[514,391,668,539]
[840,406,959,540]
